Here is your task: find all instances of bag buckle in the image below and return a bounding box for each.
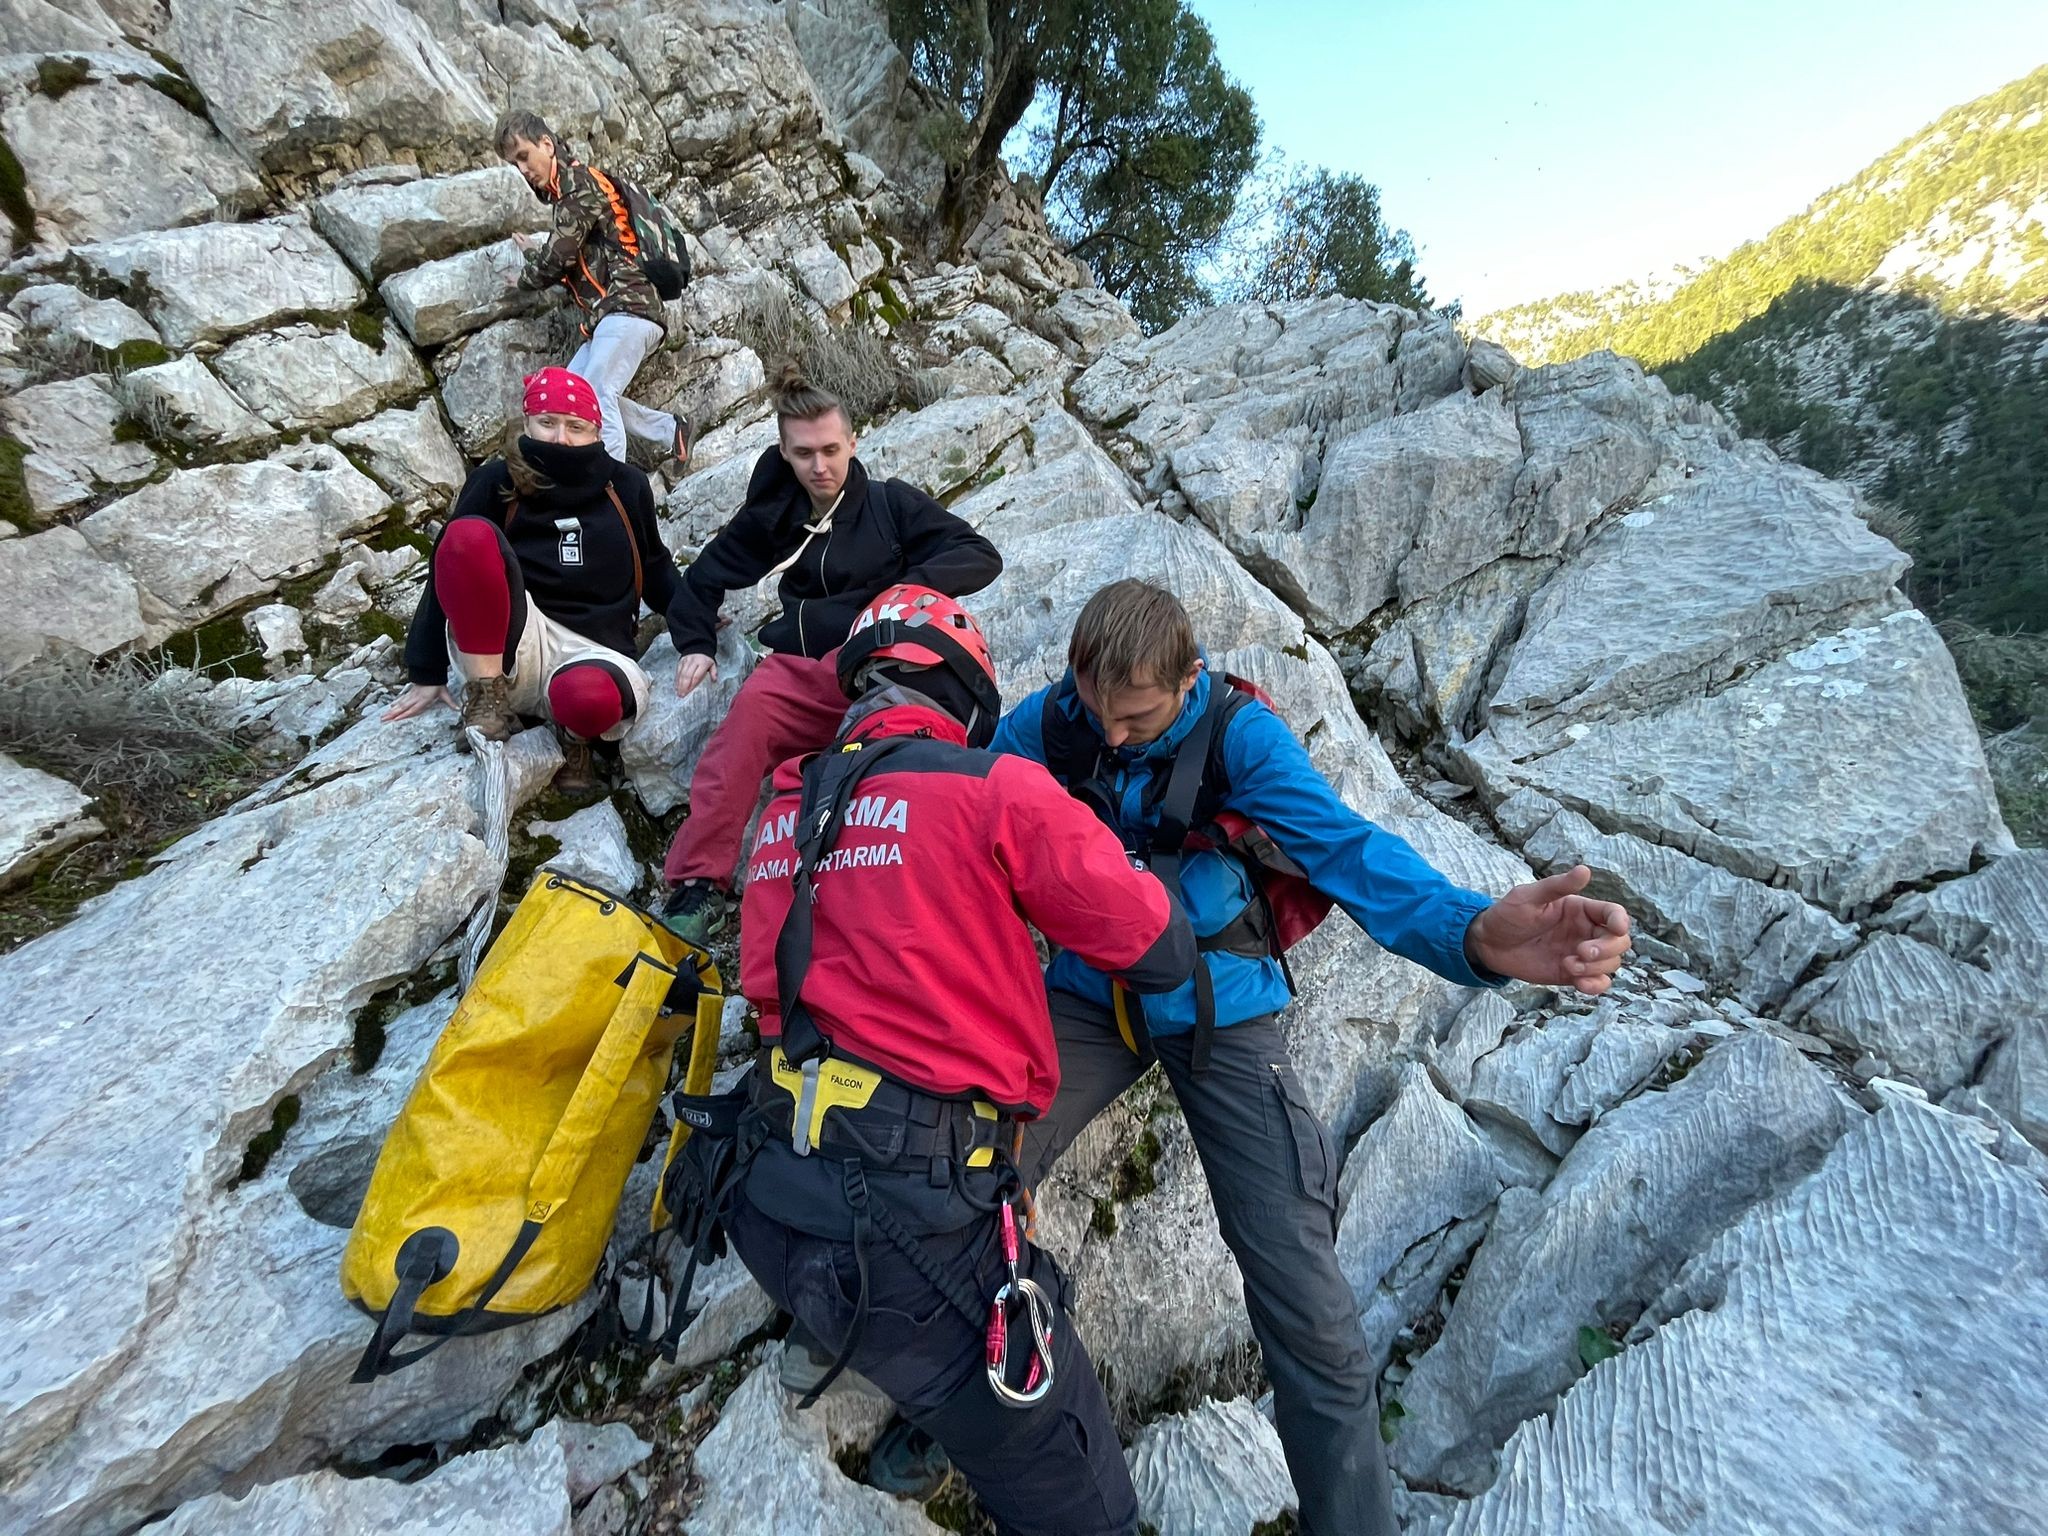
[790,1058,822,1157]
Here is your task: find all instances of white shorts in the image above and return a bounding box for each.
[448,607,650,742]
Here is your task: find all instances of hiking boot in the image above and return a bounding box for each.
[658,414,693,478]
[660,878,729,946]
[866,1418,953,1502]
[458,674,515,743]
[551,733,600,797]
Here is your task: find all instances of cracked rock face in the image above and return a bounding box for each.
[2,5,2042,1531]
[1389,1034,1850,1493]
[0,722,567,1535]
[1441,1094,2048,1535]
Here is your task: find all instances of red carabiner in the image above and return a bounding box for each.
[986,1198,1055,1407]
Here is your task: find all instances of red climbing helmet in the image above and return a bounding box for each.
[837,584,1002,739]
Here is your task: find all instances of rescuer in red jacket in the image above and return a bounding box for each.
[723,584,1195,1535]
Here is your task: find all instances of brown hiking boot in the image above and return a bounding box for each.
[458,674,515,742]
[552,734,599,797]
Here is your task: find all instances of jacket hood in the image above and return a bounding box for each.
[768,695,967,792]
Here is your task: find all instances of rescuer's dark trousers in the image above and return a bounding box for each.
[727,1155,1139,1536]
[1018,992,1398,1536]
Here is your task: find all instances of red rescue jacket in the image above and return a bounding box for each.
[740,699,1192,1115]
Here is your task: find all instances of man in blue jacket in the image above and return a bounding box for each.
[991,578,1632,1536]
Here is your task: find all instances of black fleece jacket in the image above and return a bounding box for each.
[672,446,1002,659]
[404,441,686,687]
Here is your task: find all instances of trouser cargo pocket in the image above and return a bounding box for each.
[1270,1063,1339,1232]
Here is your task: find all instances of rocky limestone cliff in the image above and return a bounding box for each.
[1,4,2045,1534]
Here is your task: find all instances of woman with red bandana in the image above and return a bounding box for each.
[385,367,690,793]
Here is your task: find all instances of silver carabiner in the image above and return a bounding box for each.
[984,1198,1056,1407]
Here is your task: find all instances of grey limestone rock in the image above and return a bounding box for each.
[333,401,469,509]
[0,753,101,888]
[381,239,536,347]
[554,1419,651,1505]
[1443,1095,2048,1536]
[1461,610,2013,916]
[619,629,760,820]
[0,373,158,515]
[857,391,1033,500]
[685,1364,944,1535]
[315,164,543,281]
[2,72,261,246]
[1498,790,1856,1010]
[165,0,494,177]
[1390,1034,1850,1493]
[70,215,366,350]
[1787,850,2048,1095]
[1336,1064,1503,1366]
[0,525,148,673]
[117,355,274,449]
[214,323,431,430]
[1484,459,1909,758]
[529,802,640,895]
[6,282,159,357]
[78,446,392,629]
[155,1429,573,1535]
[1126,1396,1297,1535]
[435,313,567,455]
[1503,351,1686,556]
[1043,286,1142,362]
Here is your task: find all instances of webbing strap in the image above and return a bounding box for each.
[774,735,915,1065]
[795,1162,994,1410]
[1145,684,1237,1075]
[350,1219,543,1382]
[528,951,673,1218]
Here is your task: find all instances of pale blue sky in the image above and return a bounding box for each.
[1186,0,2048,314]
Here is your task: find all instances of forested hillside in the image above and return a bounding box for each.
[1480,65,2048,366]
[1475,66,2048,843]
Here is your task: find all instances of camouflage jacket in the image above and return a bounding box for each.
[518,159,667,334]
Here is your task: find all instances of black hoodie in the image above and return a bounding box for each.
[403,439,686,686]
[671,446,1002,660]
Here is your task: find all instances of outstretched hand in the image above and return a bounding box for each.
[381,683,453,722]
[1466,865,1631,996]
[674,652,715,699]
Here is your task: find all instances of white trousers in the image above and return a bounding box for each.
[568,313,677,464]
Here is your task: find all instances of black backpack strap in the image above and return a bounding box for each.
[1146,678,1252,1077]
[1039,680,1103,789]
[774,735,915,1066]
[866,474,900,561]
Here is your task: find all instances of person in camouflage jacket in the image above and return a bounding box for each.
[497,110,689,470]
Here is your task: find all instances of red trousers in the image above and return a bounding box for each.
[663,649,850,888]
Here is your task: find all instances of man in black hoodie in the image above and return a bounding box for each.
[658,367,1002,941]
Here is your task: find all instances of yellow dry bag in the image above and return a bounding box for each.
[341,869,722,1380]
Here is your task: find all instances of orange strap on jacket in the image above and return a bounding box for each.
[504,488,644,602]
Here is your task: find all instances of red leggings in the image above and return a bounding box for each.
[662,650,850,887]
[434,516,629,740]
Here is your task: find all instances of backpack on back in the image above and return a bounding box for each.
[587,165,693,301]
[1040,671,1335,1071]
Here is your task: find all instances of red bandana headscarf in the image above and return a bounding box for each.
[521,367,601,428]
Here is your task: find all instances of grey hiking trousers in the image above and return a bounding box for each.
[1019,992,1398,1536]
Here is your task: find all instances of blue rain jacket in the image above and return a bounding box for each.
[990,666,1500,1033]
